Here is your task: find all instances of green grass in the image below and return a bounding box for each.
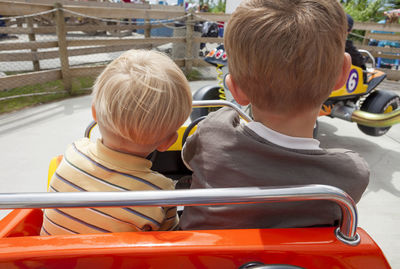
[0,76,95,115]
[185,68,202,81]
[1,66,203,115]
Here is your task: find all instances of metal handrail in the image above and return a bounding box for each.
[192,100,253,122]
[0,184,359,245]
[352,108,400,127]
[358,49,376,68]
[331,104,400,128]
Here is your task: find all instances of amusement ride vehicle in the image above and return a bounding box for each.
[0,99,393,268]
[0,35,398,267]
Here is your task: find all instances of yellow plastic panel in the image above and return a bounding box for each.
[169,125,197,151]
[330,65,368,98]
[47,155,62,190]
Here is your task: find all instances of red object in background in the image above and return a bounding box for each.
[385,9,400,16]
[217,21,224,37]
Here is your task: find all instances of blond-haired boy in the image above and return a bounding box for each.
[180,0,369,230]
[41,49,192,235]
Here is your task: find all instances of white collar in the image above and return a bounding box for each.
[245,121,322,150]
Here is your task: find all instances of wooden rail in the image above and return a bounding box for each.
[354,22,400,32]
[0,24,171,35]
[0,1,186,20]
[1,0,185,10]
[0,38,186,61]
[349,22,400,80]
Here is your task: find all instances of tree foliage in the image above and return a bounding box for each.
[387,0,400,9]
[341,0,386,22]
[197,0,226,13]
[209,0,226,13]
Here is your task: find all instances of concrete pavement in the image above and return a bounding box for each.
[0,79,399,267]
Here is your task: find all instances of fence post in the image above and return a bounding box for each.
[26,17,40,71]
[145,18,152,49]
[54,2,72,94]
[185,12,194,74]
[127,18,133,36]
[363,30,371,46]
[16,18,23,27]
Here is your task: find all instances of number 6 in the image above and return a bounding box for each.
[346,70,358,93]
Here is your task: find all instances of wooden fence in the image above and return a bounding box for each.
[0,0,229,94]
[353,21,400,80]
[1,0,400,96]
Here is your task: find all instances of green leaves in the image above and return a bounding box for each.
[387,0,400,9]
[342,0,386,22]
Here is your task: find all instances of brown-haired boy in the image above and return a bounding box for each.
[180,0,369,230]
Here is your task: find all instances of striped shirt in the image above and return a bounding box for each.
[41,138,178,235]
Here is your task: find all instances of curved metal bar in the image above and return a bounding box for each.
[331,105,400,127]
[358,49,376,68]
[0,185,358,243]
[192,100,253,122]
[352,108,400,127]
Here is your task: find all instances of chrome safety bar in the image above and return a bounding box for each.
[0,184,359,245]
[352,108,400,127]
[331,104,400,128]
[192,100,253,122]
[358,49,376,68]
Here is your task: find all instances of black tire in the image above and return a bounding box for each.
[190,85,222,121]
[357,90,400,136]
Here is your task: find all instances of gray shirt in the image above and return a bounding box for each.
[180,108,369,230]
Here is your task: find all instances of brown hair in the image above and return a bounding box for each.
[92,49,192,145]
[224,0,347,113]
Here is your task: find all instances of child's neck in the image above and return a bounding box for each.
[99,126,155,158]
[102,138,155,158]
[251,106,319,138]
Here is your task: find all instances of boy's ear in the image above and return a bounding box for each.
[156,132,178,152]
[226,74,250,106]
[91,104,97,122]
[333,52,352,91]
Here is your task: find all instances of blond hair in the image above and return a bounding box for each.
[224,0,347,113]
[92,49,192,145]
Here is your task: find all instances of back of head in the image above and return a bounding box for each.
[224,0,347,113]
[92,49,192,145]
